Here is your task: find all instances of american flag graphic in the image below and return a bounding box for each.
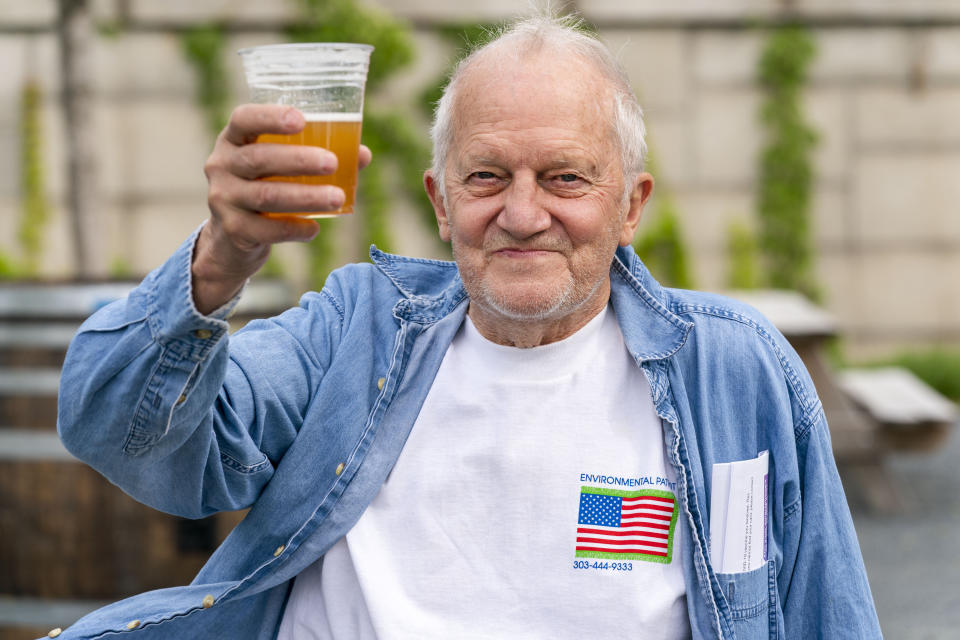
[576,488,678,563]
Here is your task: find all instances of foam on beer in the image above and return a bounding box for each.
[302,112,362,122]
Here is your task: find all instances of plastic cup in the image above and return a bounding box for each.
[238,43,374,217]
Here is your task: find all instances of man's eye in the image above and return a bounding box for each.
[550,173,586,187]
[472,171,497,180]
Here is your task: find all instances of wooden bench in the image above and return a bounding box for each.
[840,367,957,453]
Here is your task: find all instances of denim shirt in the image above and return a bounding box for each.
[56,228,881,639]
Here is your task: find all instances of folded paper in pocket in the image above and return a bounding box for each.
[710,450,768,573]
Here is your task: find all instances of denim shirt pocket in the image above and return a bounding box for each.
[716,559,782,640]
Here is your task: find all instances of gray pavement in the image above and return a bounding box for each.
[848,423,960,639]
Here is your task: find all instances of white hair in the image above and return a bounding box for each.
[429,14,648,200]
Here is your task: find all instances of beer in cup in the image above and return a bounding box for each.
[238,43,374,217]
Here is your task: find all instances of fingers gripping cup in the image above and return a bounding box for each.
[239,43,373,217]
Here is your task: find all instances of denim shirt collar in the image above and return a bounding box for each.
[369,244,693,360]
[610,244,694,362]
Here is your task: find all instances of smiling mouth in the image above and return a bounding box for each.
[496,248,552,255]
[492,246,564,258]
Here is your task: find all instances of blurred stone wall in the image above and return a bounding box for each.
[1,0,959,357]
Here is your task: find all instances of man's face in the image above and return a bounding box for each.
[426,52,652,336]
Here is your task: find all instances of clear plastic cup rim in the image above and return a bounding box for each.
[238,43,374,56]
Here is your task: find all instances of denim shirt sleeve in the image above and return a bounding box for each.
[778,407,882,639]
[57,227,343,518]
[665,292,882,639]
[762,329,882,639]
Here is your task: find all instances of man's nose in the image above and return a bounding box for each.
[496,171,551,238]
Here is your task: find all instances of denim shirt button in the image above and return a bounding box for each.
[273,545,285,557]
[47,629,62,638]
[377,377,385,390]
[126,620,140,630]
[335,462,345,476]
[193,329,213,340]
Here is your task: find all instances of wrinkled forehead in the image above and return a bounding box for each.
[449,47,618,155]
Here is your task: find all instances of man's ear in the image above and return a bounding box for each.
[424,170,451,243]
[619,172,655,247]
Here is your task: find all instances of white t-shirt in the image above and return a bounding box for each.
[278,306,690,639]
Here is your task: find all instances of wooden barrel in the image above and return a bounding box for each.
[0,279,291,636]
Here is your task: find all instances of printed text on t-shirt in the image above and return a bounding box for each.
[579,472,677,492]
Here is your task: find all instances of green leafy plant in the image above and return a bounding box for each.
[726,220,759,290]
[108,256,135,279]
[418,22,498,120]
[0,251,21,279]
[631,150,694,289]
[96,19,124,39]
[288,0,414,92]
[259,254,287,279]
[633,194,693,290]
[18,79,50,277]
[181,24,230,139]
[362,111,436,245]
[756,25,819,299]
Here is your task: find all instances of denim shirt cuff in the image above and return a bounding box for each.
[142,223,237,362]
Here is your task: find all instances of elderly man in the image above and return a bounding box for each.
[56,15,880,640]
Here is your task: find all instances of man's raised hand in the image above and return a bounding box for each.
[192,104,371,314]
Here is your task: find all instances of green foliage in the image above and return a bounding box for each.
[108,256,135,279]
[306,223,336,293]
[260,254,287,279]
[634,195,693,290]
[726,220,760,290]
[362,110,438,245]
[434,22,499,58]
[418,23,498,121]
[864,350,960,402]
[182,24,230,140]
[0,251,22,279]
[18,80,50,277]
[96,19,124,39]
[632,151,694,289]
[355,145,392,253]
[287,0,414,92]
[756,25,819,299]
